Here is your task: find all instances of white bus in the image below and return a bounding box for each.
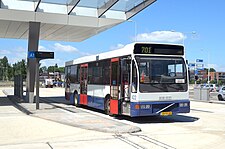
[65,43,190,117]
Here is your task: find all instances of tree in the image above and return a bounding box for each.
[40,66,47,73]
[0,56,10,81]
[12,59,27,79]
[47,66,55,72]
[209,68,216,72]
[56,67,65,73]
[0,56,27,81]
[47,64,64,73]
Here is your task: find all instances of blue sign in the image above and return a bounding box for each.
[188,63,195,67]
[195,70,198,75]
[28,51,35,58]
[197,68,204,70]
[196,59,203,63]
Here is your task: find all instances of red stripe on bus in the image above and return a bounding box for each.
[110,99,118,114]
[111,58,119,62]
[81,64,88,67]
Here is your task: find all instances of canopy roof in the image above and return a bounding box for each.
[0,0,156,42]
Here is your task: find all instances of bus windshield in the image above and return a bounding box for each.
[135,56,188,92]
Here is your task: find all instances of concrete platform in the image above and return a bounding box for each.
[6,93,141,134]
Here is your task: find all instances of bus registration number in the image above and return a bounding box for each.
[160,111,172,116]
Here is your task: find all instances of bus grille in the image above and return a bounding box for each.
[152,103,179,113]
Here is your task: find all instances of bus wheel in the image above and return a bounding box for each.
[105,97,111,115]
[74,92,79,107]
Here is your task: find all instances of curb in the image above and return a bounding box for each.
[190,98,225,105]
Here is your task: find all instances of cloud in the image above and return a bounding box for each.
[207,64,225,72]
[39,45,52,52]
[110,43,125,50]
[135,31,186,43]
[40,58,65,67]
[53,43,78,53]
[80,52,91,56]
[0,47,27,64]
[0,50,11,55]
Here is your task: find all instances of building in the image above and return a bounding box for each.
[209,72,225,83]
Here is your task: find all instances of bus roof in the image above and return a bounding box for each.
[65,42,184,66]
[65,43,135,66]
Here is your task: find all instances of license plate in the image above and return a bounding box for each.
[160,112,172,116]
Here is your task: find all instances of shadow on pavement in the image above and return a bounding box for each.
[39,96,70,104]
[7,95,199,126]
[39,96,199,124]
[115,114,199,124]
[0,97,17,106]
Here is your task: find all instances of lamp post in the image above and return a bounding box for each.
[201,49,210,84]
[127,20,137,42]
[170,30,196,45]
[182,31,196,46]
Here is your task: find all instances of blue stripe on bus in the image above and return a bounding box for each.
[130,100,190,117]
[70,93,190,117]
[70,93,105,110]
[87,96,105,110]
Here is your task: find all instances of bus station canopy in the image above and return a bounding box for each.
[0,0,156,42]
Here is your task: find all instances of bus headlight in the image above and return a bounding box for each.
[179,103,189,107]
[179,103,184,107]
[184,103,189,107]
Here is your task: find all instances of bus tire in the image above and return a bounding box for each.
[105,95,111,115]
[74,91,79,107]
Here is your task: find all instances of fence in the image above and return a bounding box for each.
[194,87,210,101]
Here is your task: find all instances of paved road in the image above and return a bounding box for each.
[0,89,137,149]
[1,87,225,148]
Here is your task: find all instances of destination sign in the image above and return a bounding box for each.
[134,44,184,55]
[35,52,54,59]
[27,51,54,59]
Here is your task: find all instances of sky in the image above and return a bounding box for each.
[0,0,225,71]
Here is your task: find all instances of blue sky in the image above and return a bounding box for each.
[0,0,225,71]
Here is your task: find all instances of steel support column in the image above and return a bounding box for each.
[26,22,40,103]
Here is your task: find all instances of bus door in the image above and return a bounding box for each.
[80,64,88,105]
[121,58,131,102]
[110,58,120,114]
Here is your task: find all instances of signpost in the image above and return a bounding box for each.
[196,59,203,63]
[28,51,54,109]
[192,59,204,85]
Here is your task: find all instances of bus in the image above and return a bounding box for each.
[65,43,190,117]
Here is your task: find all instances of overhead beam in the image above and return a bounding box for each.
[35,0,42,12]
[126,0,156,20]
[68,0,80,15]
[98,0,119,18]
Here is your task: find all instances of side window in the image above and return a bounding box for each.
[88,62,103,84]
[88,65,93,84]
[102,60,110,85]
[65,66,68,79]
[65,66,71,87]
[77,66,80,83]
[70,65,77,83]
